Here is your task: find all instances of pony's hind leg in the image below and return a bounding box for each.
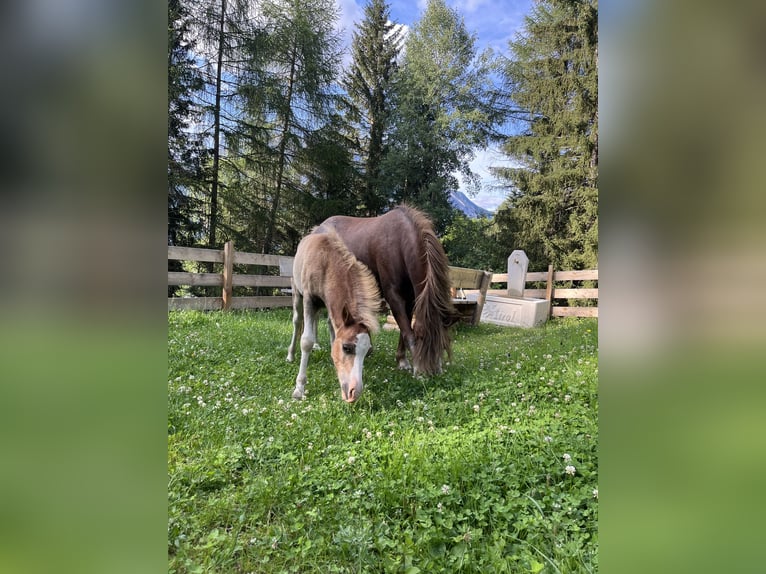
[396,334,411,371]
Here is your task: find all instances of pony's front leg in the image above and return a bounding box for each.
[396,332,416,371]
[286,288,303,363]
[292,303,317,400]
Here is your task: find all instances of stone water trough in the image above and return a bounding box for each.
[468,250,550,328]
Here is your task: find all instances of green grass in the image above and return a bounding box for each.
[168,309,598,573]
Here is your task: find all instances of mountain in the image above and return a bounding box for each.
[449,191,493,218]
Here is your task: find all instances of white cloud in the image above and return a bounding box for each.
[336,0,365,37]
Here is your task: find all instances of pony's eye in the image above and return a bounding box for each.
[342,343,356,355]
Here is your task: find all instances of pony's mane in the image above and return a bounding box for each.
[318,227,381,333]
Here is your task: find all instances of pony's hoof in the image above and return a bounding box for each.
[292,389,305,400]
[286,354,294,363]
[397,359,412,372]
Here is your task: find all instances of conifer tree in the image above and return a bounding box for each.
[343,0,403,215]
[494,0,598,270]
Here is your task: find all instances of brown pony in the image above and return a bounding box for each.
[287,228,381,403]
[317,205,457,375]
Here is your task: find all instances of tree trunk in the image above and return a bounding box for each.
[263,43,297,254]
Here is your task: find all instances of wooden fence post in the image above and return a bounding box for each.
[545,264,554,317]
[222,241,234,310]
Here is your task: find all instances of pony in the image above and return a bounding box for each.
[286,228,381,403]
[317,204,458,375]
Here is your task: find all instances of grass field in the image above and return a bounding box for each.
[168,309,598,573]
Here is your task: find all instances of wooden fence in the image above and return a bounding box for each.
[168,242,294,311]
[168,243,597,319]
[488,266,598,318]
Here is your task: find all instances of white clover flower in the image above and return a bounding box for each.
[544,436,552,443]
[347,456,356,464]
[564,394,571,402]
[593,489,598,499]
[565,465,576,476]
[563,453,572,462]
[437,502,443,513]
[291,413,298,420]
[473,404,480,413]
[441,484,450,495]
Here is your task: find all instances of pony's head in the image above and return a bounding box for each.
[330,315,374,403]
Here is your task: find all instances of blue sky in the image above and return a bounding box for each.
[336,0,534,211]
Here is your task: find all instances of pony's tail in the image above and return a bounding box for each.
[410,213,459,375]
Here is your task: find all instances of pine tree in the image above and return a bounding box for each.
[343,0,403,216]
[494,0,598,270]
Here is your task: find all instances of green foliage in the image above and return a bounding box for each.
[495,0,598,271]
[442,214,506,272]
[382,0,506,232]
[168,309,598,572]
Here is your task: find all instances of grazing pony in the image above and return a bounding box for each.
[317,205,457,375]
[287,228,381,403]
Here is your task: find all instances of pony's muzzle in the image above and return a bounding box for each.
[342,379,362,403]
